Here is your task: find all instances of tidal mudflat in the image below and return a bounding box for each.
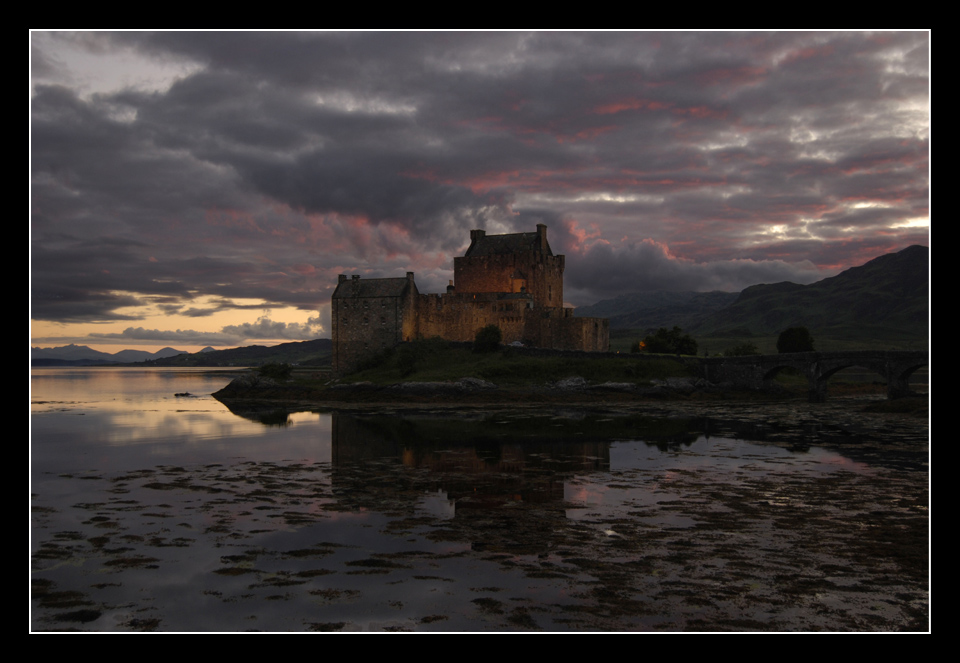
[31,369,928,632]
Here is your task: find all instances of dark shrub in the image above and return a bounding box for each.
[641,326,698,355]
[777,327,815,353]
[473,325,502,353]
[396,344,418,377]
[725,342,761,356]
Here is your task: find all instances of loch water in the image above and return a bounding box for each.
[30,368,929,632]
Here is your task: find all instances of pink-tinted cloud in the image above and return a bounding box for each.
[592,98,673,115]
[693,65,768,88]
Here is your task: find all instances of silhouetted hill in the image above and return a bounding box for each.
[142,339,332,367]
[574,291,739,331]
[691,245,928,340]
[31,344,188,366]
[31,340,333,368]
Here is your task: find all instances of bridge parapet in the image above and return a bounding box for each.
[699,351,927,402]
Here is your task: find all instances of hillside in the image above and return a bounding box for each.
[575,291,739,331]
[691,245,928,340]
[143,338,332,367]
[31,344,189,366]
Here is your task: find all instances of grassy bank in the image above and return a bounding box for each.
[322,339,699,387]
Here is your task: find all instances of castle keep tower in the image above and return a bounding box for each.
[453,224,564,307]
[331,225,608,375]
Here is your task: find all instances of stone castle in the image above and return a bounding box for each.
[331,224,609,375]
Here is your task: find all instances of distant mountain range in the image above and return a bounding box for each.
[576,245,928,342]
[31,344,192,366]
[144,339,332,367]
[31,340,332,368]
[575,291,740,330]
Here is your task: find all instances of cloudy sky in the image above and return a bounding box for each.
[30,31,929,353]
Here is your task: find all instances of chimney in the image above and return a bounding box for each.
[537,223,547,251]
[352,274,360,281]
[470,229,486,241]
[407,271,415,281]
[338,274,347,284]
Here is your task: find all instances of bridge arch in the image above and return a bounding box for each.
[701,351,927,402]
[761,363,804,383]
[807,360,872,403]
[886,361,928,400]
[809,356,928,402]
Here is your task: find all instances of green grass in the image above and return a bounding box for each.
[340,340,697,386]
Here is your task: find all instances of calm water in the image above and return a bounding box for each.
[30,368,929,632]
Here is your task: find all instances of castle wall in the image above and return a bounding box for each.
[412,292,607,351]
[414,292,535,345]
[537,312,609,352]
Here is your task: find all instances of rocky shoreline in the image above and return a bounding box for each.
[212,371,739,405]
[210,372,929,440]
[216,374,921,419]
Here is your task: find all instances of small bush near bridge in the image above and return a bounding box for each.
[724,343,761,356]
[777,327,815,353]
[641,326,698,356]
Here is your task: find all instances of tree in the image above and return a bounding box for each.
[777,327,815,353]
[473,324,502,353]
[640,326,698,355]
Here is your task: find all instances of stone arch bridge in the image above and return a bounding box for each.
[697,350,927,402]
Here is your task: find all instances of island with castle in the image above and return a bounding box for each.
[331,224,609,375]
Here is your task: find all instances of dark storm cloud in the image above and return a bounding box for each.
[562,237,825,303]
[31,31,928,329]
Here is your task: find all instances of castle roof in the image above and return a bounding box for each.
[332,275,416,299]
[463,225,554,258]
